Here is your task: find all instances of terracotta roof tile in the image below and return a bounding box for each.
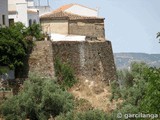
[40,11,104,20]
[54,3,74,12]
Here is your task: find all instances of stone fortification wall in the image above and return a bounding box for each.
[69,19,105,40]
[29,41,54,77]
[52,41,116,84]
[28,41,116,84]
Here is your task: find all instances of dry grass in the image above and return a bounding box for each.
[69,78,121,113]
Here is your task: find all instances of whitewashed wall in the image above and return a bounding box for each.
[37,6,51,16]
[27,0,34,7]
[8,0,26,4]
[28,12,40,25]
[8,0,39,27]
[16,3,28,26]
[8,14,17,22]
[65,5,98,17]
[0,0,9,26]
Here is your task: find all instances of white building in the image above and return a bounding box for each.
[40,3,104,40]
[8,0,39,27]
[27,0,35,7]
[31,0,51,16]
[35,6,51,16]
[53,3,98,17]
[0,0,9,26]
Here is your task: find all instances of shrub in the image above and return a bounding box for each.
[25,23,43,41]
[54,58,77,89]
[56,109,109,120]
[0,67,8,75]
[140,68,160,114]
[0,74,74,120]
[110,62,149,115]
[0,22,43,69]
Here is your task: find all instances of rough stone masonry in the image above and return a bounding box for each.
[29,40,116,84]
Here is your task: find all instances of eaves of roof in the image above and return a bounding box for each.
[8,10,17,14]
[40,11,104,21]
[27,9,38,13]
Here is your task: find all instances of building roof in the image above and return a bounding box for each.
[40,11,104,20]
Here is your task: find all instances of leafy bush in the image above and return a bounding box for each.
[0,22,43,69]
[140,68,160,114]
[56,109,108,120]
[0,74,74,120]
[111,62,160,117]
[110,62,149,114]
[54,58,77,89]
[25,23,43,41]
[0,67,8,75]
[0,23,27,68]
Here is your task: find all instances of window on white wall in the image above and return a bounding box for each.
[33,19,36,24]
[2,15,5,25]
[9,19,14,26]
[29,19,32,26]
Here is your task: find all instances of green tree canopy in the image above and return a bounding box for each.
[0,75,74,120]
[0,22,42,69]
[56,109,108,120]
[140,67,160,114]
[111,62,160,119]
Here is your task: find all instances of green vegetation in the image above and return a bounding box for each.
[56,109,108,120]
[1,22,159,119]
[0,22,42,69]
[1,61,159,120]
[25,23,43,41]
[0,75,74,120]
[140,67,160,114]
[111,62,160,119]
[0,57,109,120]
[54,58,77,90]
[0,67,9,75]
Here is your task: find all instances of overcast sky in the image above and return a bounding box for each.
[40,0,160,54]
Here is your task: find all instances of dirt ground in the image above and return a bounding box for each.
[69,77,122,113]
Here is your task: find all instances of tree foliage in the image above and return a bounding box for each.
[0,22,42,69]
[25,23,43,41]
[56,109,108,120]
[140,68,160,113]
[111,62,160,118]
[157,32,160,43]
[0,75,74,120]
[0,23,27,68]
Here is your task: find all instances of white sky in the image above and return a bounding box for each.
[39,0,160,53]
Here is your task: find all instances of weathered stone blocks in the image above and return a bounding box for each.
[29,41,116,84]
[52,41,116,84]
